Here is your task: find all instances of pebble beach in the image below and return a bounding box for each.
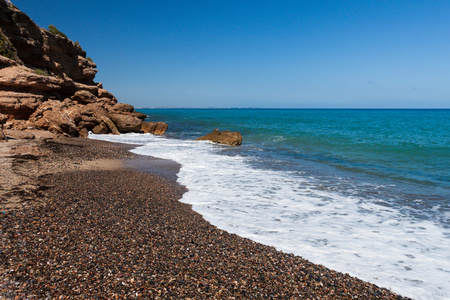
[1,137,411,299]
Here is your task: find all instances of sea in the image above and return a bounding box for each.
[90,108,450,300]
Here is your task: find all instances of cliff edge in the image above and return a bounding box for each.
[0,0,165,138]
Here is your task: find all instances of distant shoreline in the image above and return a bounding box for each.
[136,107,450,110]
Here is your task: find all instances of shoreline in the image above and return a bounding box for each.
[1,137,410,299]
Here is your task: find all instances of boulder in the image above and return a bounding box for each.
[98,97,117,106]
[153,122,168,135]
[0,90,45,119]
[5,130,35,139]
[140,121,168,135]
[0,55,18,67]
[29,100,78,136]
[196,129,243,146]
[98,88,114,99]
[78,127,89,138]
[81,103,108,118]
[133,111,147,120]
[111,103,134,113]
[71,90,97,104]
[100,116,120,135]
[92,122,109,134]
[140,121,156,134]
[77,55,97,80]
[0,66,65,91]
[64,103,83,123]
[72,82,99,95]
[76,116,101,131]
[109,113,142,133]
[3,119,32,130]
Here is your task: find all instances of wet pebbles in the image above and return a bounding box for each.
[1,139,410,299]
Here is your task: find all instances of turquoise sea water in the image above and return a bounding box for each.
[93,108,450,299]
[142,109,450,211]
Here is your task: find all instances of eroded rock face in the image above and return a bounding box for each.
[0,1,96,84]
[0,90,44,119]
[0,0,166,137]
[4,129,35,139]
[100,116,120,135]
[112,103,134,113]
[109,113,142,133]
[196,129,243,146]
[29,100,78,136]
[71,90,97,105]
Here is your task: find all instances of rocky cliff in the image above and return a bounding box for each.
[0,0,166,138]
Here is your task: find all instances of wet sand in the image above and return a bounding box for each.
[1,137,410,299]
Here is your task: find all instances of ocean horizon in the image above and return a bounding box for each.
[135,107,450,110]
[91,108,449,300]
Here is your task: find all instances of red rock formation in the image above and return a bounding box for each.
[0,0,167,137]
[196,129,243,146]
[140,121,168,135]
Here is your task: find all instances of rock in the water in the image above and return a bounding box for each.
[140,121,156,134]
[140,121,168,135]
[153,122,168,135]
[132,111,147,120]
[196,129,243,146]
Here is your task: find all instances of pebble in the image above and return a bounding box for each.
[0,138,411,299]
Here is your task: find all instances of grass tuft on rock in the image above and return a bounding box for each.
[33,68,49,76]
[48,24,67,39]
[0,30,18,61]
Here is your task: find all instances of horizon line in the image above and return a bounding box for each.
[135,107,450,110]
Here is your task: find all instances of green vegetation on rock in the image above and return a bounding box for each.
[33,68,49,76]
[48,24,67,38]
[0,30,17,60]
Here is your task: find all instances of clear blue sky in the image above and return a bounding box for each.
[12,0,450,108]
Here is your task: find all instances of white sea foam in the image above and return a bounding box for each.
[91,133,450,300]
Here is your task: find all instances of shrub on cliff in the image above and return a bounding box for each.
[33,68,49,76]
[0,30,17,60]
[48,24,67,38]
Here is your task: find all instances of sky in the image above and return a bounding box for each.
[12,0,450,108]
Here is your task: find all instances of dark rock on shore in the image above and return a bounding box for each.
[196,128,243,146]
[0,0,167,137]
